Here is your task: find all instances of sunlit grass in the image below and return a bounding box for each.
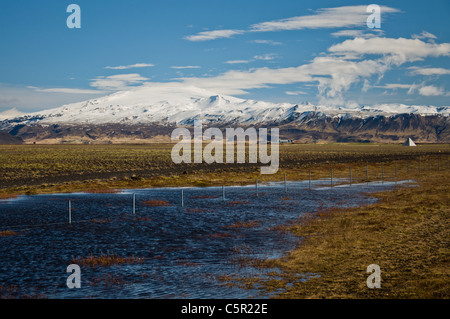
[72,253,144,268]
[1,143,449,298]
[237,169,450,299]
[142,199,171,207]
[0,193,17,200]
[225,221,261,229]
[0,284,47,299]
[0,230,17,237]
[0,143,448,197]
[90,274,127,288]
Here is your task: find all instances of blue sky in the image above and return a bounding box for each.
[0,0,449,112]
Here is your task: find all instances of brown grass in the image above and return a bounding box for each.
[243,169,450,299]
[0,143,449,298]
[72,253,144,268]
[225,221,261,229]
[134,216,153,222]
[177,259,202,267]
[0,230,18,237]
[190,195,219,199]
[0,144,448,198]
[227,200,251,206]
[0,193,17,200]
[0,285,47,299]
[89,219,111,224]
[208,232,233,239]
[90,274,127,287]
[84,188,120,194]
[142,199,171,207]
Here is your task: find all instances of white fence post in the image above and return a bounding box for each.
[331,168,333,188]
[366,164,369,185]
[309,169,311,190]
[181,189,184,208]
[68,200,72,224]
[349,166,352,186]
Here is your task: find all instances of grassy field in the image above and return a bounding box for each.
[0,143,448,197]
[231,168,449,299]
[0,143,449,298]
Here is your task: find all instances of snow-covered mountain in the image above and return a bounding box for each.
[0,84,448,126]
[0,108,26,121]
[0,84,449,143]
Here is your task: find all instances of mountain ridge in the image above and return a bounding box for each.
[0,84,449,143]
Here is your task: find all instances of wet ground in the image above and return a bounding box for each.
[0,179,413,298]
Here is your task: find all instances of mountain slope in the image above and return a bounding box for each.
[0,131,23,144]
[0,84,448,143]
[0,108,26,121]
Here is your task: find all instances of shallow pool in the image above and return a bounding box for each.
[0,179,413,298]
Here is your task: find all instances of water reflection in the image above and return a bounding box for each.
[0,180,413,298]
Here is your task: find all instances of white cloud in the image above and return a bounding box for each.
[361,79,371,92]
[104,63,155,70]
[418,85,445,96]
[90,74,149,91]
[392,83,447,96]
[412,31,437,40]
[251,40,282,45]
[28,86,105,94]
[409,67,450,76]
[372,83,446,97]
[179,66,314,95]
[0,84,106,112]
[179,35,450,105]
[224,53,278,65]
[285,90,307,95]
[14,31,445,111]
[407,84,421,95]
[375,83,413,90]
[184,29,244,42]
[328,37,450,64]
[224,60,251,64]
[179,55,382,98]
[250,6,400,32]
[170,66,201,69]
[254,53,277,61]
[331,29,383,38]
[185,6,399,42]
[310,57,387,105]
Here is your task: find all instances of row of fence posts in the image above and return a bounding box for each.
[66,155,449,224]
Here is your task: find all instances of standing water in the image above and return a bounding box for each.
[0,179,413,298]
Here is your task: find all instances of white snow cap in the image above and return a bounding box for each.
[0,108,26,121]
[1,84,449,125]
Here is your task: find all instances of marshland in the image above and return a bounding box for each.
[0,143,448,298]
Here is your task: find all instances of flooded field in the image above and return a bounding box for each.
[0,179,413,298]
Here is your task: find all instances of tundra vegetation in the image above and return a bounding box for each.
[0,143,448,298]
[0,143,448,196]
[223,168,449,299]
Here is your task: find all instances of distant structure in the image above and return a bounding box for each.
[279,139,294,144]
[403,138,417,146]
